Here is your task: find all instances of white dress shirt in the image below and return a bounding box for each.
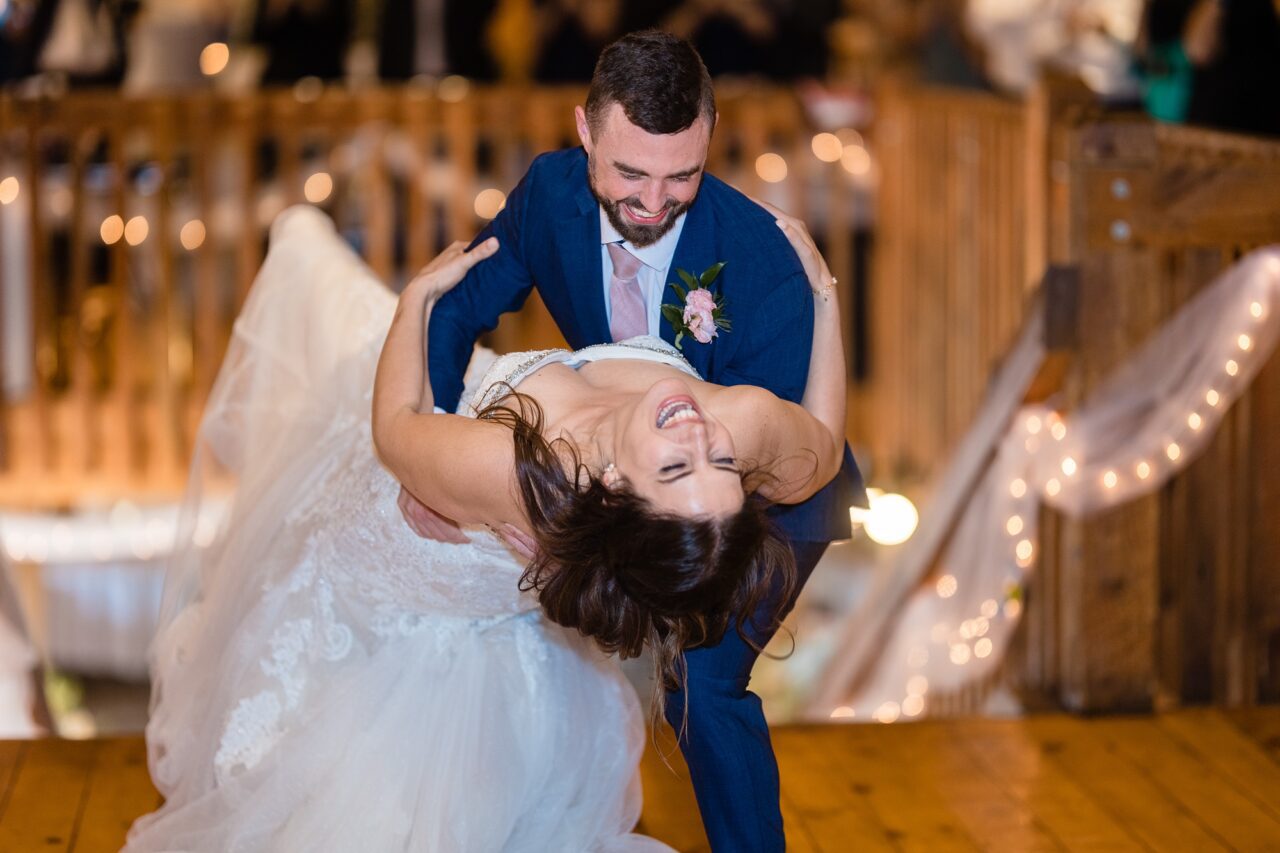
[599,208,688,337]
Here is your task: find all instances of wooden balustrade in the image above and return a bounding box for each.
[1028,120,1280,711]
[0,84,865,509]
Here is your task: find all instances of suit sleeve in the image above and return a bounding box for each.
[426,164,539,412]
[715,268,814,405]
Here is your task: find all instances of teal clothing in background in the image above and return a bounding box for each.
[1140,41,1195,122]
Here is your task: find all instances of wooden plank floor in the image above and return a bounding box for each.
[1,709,1278,851]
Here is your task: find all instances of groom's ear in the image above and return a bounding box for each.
[574,106,593,154]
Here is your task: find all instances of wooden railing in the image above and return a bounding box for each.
[871,79,1280,711]
[1027,120,1280,711]
[0,84,866,509]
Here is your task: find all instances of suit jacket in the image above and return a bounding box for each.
[428,147,867,544]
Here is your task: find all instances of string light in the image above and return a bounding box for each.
[304,172,333,204]
[1187,412,1203,431]
[1010,478,1027,498]
[873,702,901,723]
[1006,515,1024,536]
[1238,334,1253,352]
[1136,461,1151,479]
[1050,421,1067,441]
[974,638,993,658]
[1004,599,1022,619]
[180,219,206,251]
[829,706,855,719]
[906,675,929,695]
[949,644,972,665]
[810,133,843,163]
[902,695,925,717]
[755,153,788,183]
[1206,389,1221,407]
[1015,539,1034,566]
[1102,470,1118,489]
[1045,478,1062,496]
[1250,301,1264,319]
[841,145,871,176]
[124,215,148,246]
[935,574,958,598]
[980,599,999,618]
[200,43,230,76]
[1061,457,1077,476]
[438,75,470,102]
[1166,442,1181,461]
[0,176,18,205]
[1025,414,1042,434]
[1226,359,1239,376]
[473,188,506,219]
[100,215,124,244]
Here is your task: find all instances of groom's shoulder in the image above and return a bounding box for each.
[699,173,803,279]
[524,148,588,198]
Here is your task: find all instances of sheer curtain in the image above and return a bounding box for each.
[811,247,1280,720]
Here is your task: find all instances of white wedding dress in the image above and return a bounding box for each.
[126,207,688,852]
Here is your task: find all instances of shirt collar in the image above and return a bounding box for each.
[599,206,687,272]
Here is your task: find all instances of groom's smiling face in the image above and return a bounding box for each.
[576,102,712,248]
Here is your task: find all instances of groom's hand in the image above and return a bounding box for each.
[396,485,470,544]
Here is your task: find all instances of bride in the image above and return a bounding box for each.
[126,203,845,851]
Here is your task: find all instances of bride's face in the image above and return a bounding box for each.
[608,378,744,518]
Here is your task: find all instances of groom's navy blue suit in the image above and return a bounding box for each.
[428,147,866,851]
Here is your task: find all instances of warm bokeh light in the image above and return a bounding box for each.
[1226,359,1239,376]
[180,219,206,251]
[974,638,993,658]
[902,695,925,717]
[810,133,843,163]
[304,172,334,204]
[873,702,901,723]
[1103,470,1118,489]
[100,215,124,245]
[841,144,871,176]
[473,188,507,219]
[1250,301,1264,319]
[1004,598,1023,619]
[1015,539,1034,565]
[1237,334,1253,352]
[1187,412,1202,431]
[1206,389,1221,407]
[200,42,230,76]
[1005,515,1024,536]
[935,574,957,599]
[0,176,18,205]
[1166,442,1181,461]
[949,644,971,665]
[1136,461,1152,480]
[438,75,470,103]
[829,706,856,720]
[1009,478,1027,498]
[863,492,919,546]
[980,599,999,619]
[1046,478,1062,496]
[124,216,149,246]
[1050,421,1067,441]
[755,152,788,183]
[1061,456,1077,476]
[1025,414,1042,434]
[907,675,929,695]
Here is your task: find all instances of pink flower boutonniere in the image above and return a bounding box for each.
[662,262,731,350]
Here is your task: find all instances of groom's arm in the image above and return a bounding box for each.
[716,266,814,405]
[427,162,541,412]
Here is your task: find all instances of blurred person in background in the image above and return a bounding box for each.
[1137,0,1280,136]
[251,0,349,83]
[376,0,501,81]
[4,0,138,85]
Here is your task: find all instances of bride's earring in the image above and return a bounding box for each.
[602,462,620,488]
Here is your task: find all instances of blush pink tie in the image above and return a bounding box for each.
[607,242,648,341]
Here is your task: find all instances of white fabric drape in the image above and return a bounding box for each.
[812,247,1280,720]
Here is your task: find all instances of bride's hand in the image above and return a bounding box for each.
[406,236,500,302]
[752,198,837,303]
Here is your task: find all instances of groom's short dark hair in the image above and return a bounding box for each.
[585,30,715,137]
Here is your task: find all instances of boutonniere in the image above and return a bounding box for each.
[662,262,731,349]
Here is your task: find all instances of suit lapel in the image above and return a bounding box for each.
[664,196,716,378]
[553,180,609,346]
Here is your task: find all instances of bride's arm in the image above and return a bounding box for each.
[737,205,847,505]
[372,239,525,527]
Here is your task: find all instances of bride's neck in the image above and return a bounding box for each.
[538,384,627,470]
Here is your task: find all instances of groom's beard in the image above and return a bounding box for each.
[588,161,693,248]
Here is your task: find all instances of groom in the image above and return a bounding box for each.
[417,30,865,852]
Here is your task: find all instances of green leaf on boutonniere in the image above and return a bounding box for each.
[671,282,687,301]
[677,269,699,291]
[661,304,684,327]
[699,261,726,288]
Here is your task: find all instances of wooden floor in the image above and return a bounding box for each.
[1,708,1278,851]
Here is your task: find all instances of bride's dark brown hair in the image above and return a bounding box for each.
[477,387,796,718]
